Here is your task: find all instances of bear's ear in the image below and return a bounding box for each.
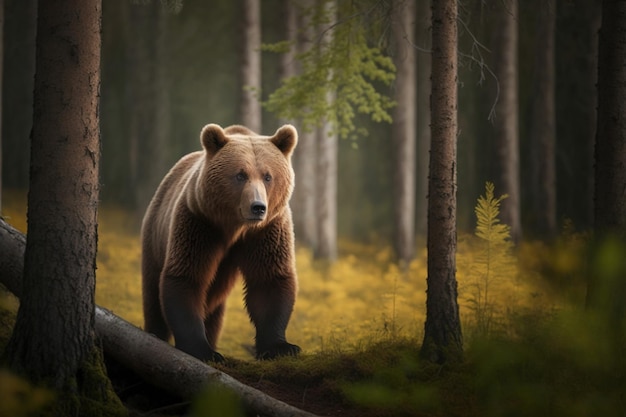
[201,124,229,156]
[271,125,298,158]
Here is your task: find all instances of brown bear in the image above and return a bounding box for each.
[141,123,301,362]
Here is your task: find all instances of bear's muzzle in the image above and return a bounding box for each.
[241,180,267,222]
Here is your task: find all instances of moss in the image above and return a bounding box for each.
[1,302,127,417]
[0,290,18,353]
[72,347,128,417]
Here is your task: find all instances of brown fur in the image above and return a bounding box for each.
[141,123,300,362]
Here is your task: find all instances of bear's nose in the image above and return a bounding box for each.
[251,202,267,216]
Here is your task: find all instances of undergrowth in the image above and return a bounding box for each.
[2,188,624,416]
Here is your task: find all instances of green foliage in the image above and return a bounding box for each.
[190,385,245,417]
[343,355,441,415]
[0,370,55,417]
[463,182,516,337]
[469,308,626,417]
[474,182,510,244]
[4,192,626,416]
[263,0,396,139]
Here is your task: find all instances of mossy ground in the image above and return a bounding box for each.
[1,190,624,416]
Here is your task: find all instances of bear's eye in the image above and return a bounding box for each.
[236,172,248,182]
[264,173,272,183]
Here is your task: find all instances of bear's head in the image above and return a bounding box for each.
[195,123,298,229]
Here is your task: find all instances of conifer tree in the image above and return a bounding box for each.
[420,0,463,364]
[263,0,395,140]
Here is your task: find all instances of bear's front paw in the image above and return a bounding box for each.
[203,348,226,363]
[180,344,225,363]
[256,342,301,360]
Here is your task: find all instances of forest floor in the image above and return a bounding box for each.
[101,335,450,417]
[3,295,625,417]
[0,299,466,417]
[1,191,625,416]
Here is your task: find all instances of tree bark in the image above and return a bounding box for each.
[492,0,521,243]
[240,0,262,132]
[96,308,318,417]
[314,0,338,261]
[587,0,626,324]
[128,0,170,216]
[415,0,431,238]
[0,218,25,297]
[285,0,318,250]
[0,0,4,212]
[315,123,338,261]
[529,0,557,237]
[594,0,626,235]
[2,0,36,190]
[586,2,602,230]
[420,0,463,364]
[291,1,318,250]
[5,0,102,392]
[391,0,416,265]
[0,218,319,417]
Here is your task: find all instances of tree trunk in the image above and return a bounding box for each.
[128,1,170,216]
[96,308,318,417]
[315,0,338,261]
[587,0,626,328]
[292,1,318,249]
[594,0,626,235]
[0,218,24,297]
[0,218,319,417]
[285,0,317,249]
[415,0,431,238]
[391,0,416,265]
[315,123,338,261]
[2,0,36,190]
[420,0,463,364]
[5,0,102,394]
[240,0,262,132]
[529,0,557,237]
[586,3,602,229]
[0,0,4,212]
[492,0,521,243]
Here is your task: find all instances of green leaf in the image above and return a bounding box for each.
[262,0,396,140]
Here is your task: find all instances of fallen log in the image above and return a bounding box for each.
[0,218,318,417]
[0,217,27,298]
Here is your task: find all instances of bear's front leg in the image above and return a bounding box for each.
[244,277,301,359]
[161,275,225,363]
[239,223,301,359]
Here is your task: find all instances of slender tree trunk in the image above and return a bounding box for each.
[293,1,318,249]
[586,0,626,333]
[586,3,602,229]
[492,0,521,243]
[415,0,431,238]
[315,124,338,261]
[128,1,170,216]
[420,0,463,364]
[0,0,4,212]
[530,0,557,237]
[240,0,262,132]
[285,0,317,249]
[2,0,36,189]
[315,0,337,261]
[391,0,416,265]
[6,0,102,392]
[594,0,626,235]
